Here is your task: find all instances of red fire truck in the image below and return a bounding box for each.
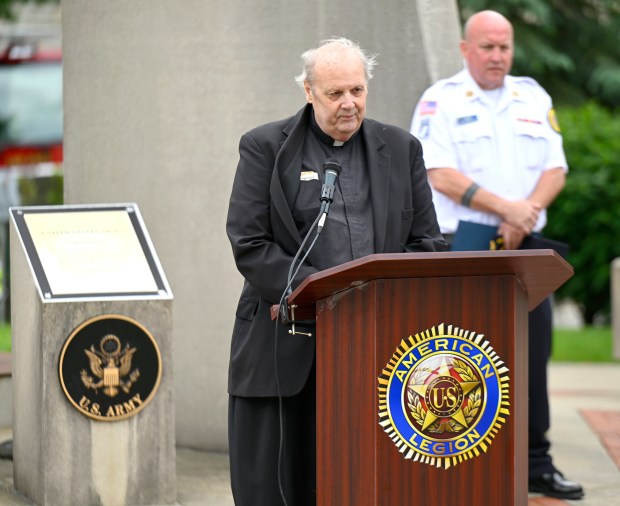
[0,40,62,169]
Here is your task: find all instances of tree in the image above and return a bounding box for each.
[457,0,620,109]
[0,0,58,21]
[545,103,620,323]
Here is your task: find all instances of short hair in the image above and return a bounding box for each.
[294,37,377,89]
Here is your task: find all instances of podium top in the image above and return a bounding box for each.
[288,250,572,312]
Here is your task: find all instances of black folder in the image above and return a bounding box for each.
[450,220,569,259]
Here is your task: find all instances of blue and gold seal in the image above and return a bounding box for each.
[378,324,510,469]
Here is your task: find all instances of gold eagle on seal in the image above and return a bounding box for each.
[81,334,140,397]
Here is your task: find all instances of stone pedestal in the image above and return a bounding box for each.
[9,204,175,506]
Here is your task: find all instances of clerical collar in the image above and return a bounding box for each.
[309,109,360,147]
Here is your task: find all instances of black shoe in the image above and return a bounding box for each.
[529,471,584,500]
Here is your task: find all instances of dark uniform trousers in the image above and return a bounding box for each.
[528,297,555,478]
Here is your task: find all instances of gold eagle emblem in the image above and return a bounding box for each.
[81,334,140,397]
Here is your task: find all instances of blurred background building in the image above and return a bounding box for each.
[0,2,62,321]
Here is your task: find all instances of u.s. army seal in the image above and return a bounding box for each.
[59,314,162,421]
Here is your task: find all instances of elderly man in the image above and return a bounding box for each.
[226,37,446,505]
[410,10,583,501]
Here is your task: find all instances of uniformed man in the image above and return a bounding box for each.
[410,10,584,501]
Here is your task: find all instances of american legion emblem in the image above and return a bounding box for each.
[59,314,162,421]
[378,324,510,469]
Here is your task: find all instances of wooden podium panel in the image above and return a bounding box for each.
[286,251,572,506]
[315,276,527,505]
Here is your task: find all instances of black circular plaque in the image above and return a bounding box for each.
[58,314,162,421]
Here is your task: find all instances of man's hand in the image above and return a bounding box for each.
[497,222,527,250]
[427,167,564,236]
[501,199,541,235]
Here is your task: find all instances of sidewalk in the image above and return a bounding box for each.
[1,363,619,505]
[532,363,620,506]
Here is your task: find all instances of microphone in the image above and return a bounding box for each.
[317,159,342,232]
[320,158,342,206]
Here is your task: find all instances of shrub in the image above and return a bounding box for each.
[545,102,620,322]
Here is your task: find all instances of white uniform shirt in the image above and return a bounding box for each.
[410,69,567,234]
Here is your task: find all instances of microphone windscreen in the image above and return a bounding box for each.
[323,158,342,176]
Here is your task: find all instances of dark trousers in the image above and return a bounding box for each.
[228,365,316,506]
[528,297,556,478]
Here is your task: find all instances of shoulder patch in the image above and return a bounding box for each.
[547,108,561,133]
[418,100,437,116]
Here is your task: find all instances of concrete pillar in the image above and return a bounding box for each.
[61,0,463,450]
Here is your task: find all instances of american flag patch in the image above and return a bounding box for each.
[418,100,437,115]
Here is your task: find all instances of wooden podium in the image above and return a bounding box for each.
[284,250,573,506]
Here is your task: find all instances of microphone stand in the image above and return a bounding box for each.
[274,203,326,506]
[279,201,326,335]
[274,158,340,506]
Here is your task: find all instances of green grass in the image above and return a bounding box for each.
[0,323,617,361]
[552,326,617,362]
[0,323,10,352]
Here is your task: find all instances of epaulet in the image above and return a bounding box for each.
[509,75,545,92]
[508,75,554,106]
[421,73,465,100]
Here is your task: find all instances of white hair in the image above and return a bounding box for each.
[294,37,377,89]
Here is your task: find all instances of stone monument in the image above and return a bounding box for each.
[10,203,175,505]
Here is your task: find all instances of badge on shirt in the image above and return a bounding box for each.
[418,118,430,139]
[548,108,561,133]
[457,115,478,126]
[300,171,319,181]
[418,100,437,115]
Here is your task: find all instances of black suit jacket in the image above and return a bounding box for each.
[226,105,446,397]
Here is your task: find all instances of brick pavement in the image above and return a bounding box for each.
[581,410,620,471]
[528,409,620,506]
[527,408,620,505]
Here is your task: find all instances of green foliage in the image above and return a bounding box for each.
[457,0,620,108]
[544,102,620,322]
[0,0,59,20]
[18,172,63,206]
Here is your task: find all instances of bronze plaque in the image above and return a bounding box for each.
[59,314,162,421]
[10,204,171,300]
